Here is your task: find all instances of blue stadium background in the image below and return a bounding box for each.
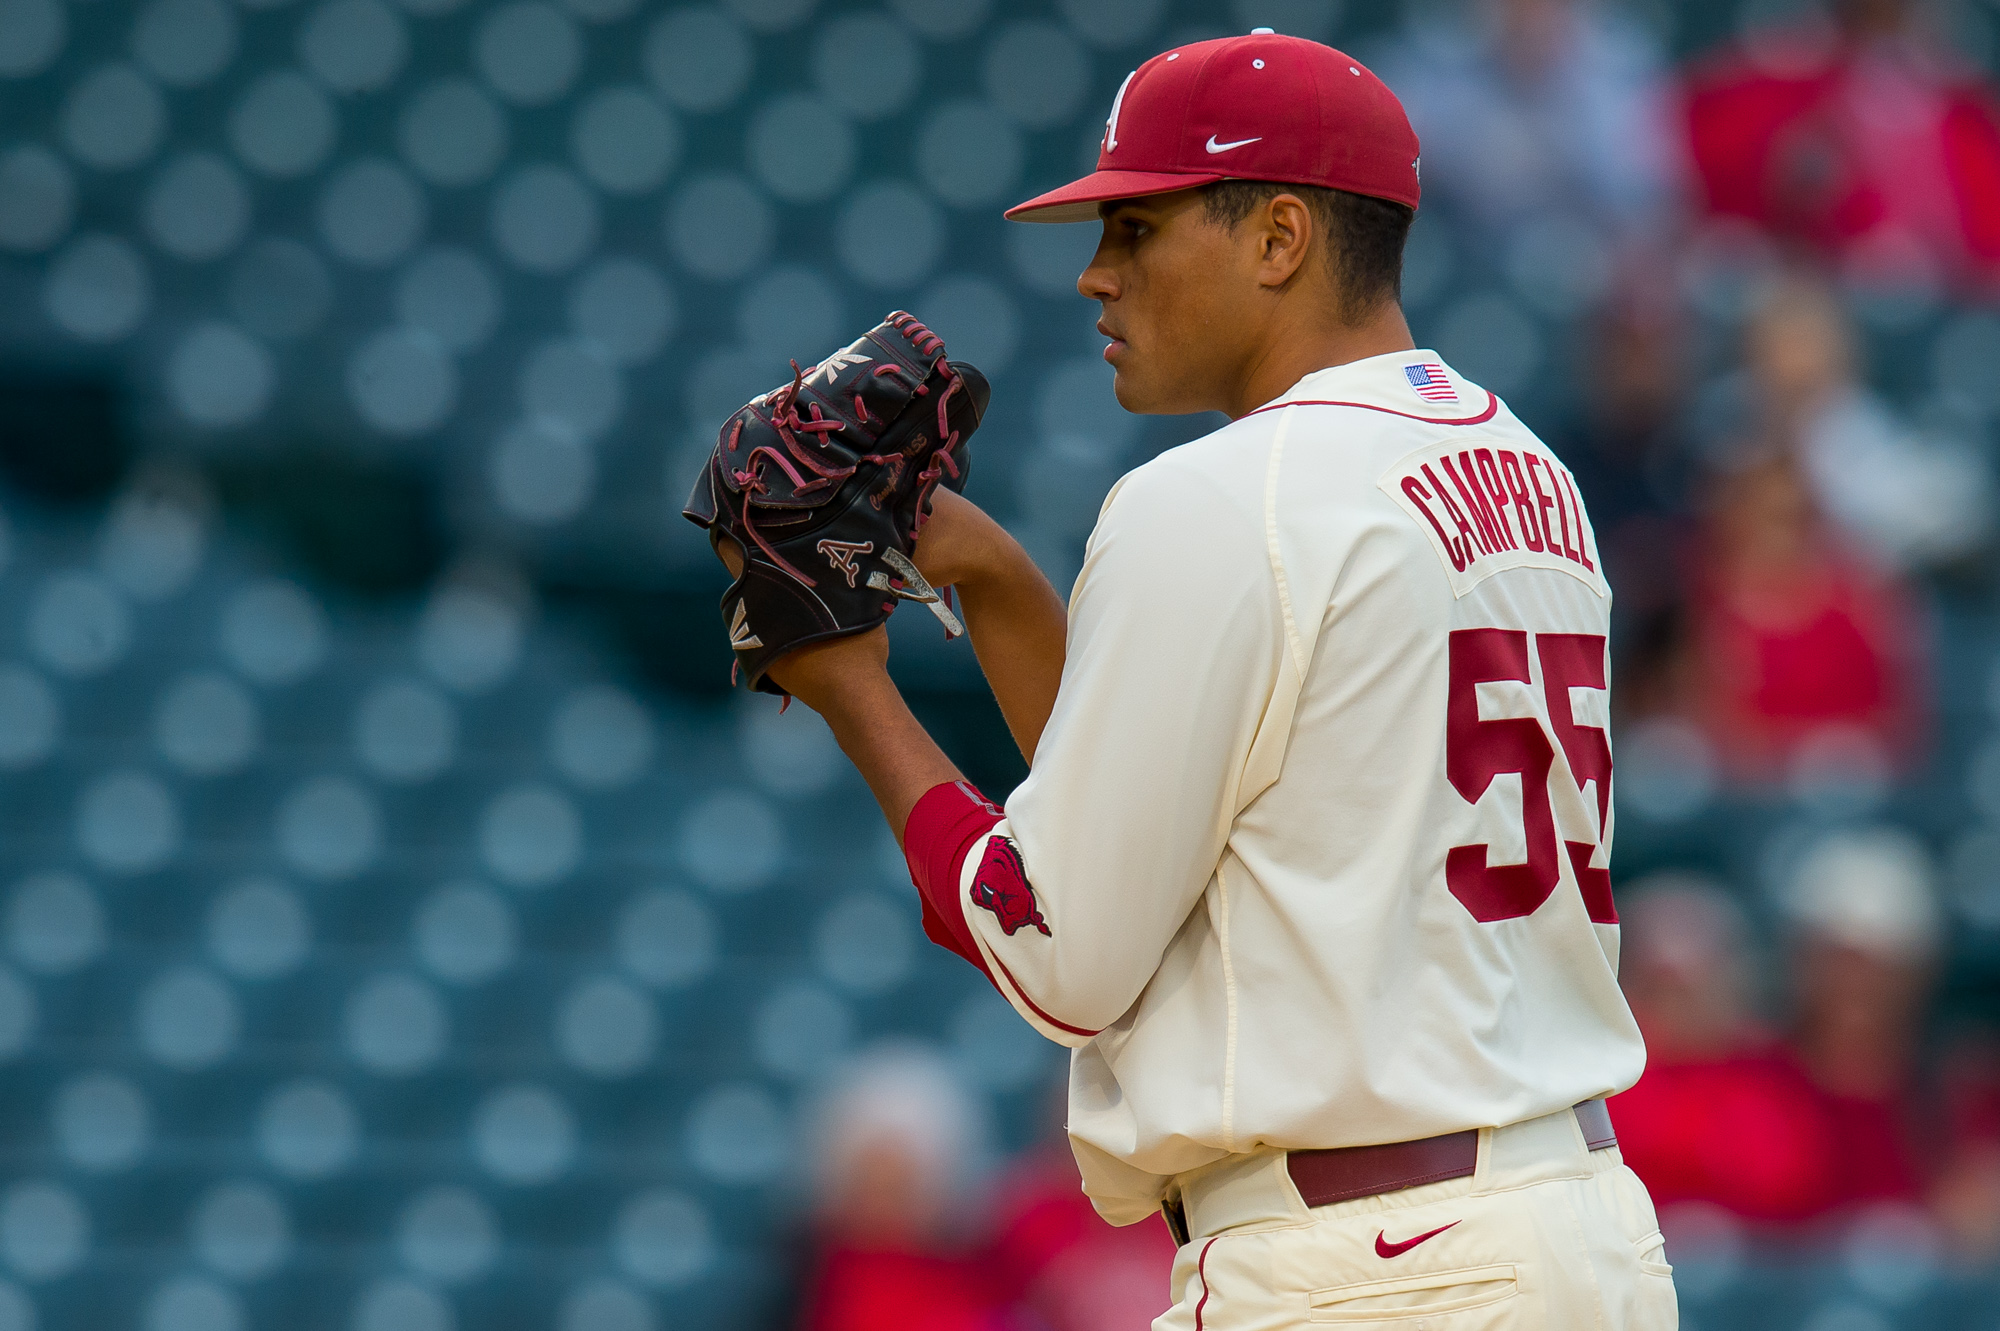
[0,0,1997,1328]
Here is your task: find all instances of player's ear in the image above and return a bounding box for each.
[1256,193,1314,290]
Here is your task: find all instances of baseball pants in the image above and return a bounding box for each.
[1154,1106,1678,1329]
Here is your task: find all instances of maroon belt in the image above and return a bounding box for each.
[1286,1100,1618,1210]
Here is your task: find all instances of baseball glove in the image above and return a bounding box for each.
[682,311,990,695]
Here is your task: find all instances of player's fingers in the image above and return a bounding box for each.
[714,533,747,579]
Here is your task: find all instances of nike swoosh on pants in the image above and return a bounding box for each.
[1374,1220,1460,1258]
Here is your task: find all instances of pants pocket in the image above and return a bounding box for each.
[1631,1232,1678,1329]
[1308,1263,1519,1323]
[1633,1230,1672,1279]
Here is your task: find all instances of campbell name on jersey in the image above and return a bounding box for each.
[1379,439,1607,599]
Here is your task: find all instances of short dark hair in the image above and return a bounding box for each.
[1201,181,1414,324]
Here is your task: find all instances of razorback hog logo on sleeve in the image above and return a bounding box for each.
[969,835,1050,937]
[1377,439,1607,599]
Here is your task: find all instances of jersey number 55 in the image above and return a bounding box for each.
[1445,628,1616,926]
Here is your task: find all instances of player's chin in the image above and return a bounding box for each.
[1108,370,1148,413]
[1108,357,1162,413]
[1110,365,1191,416]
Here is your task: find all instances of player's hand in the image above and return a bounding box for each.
[765,625,891,712]
[711,535,891,702]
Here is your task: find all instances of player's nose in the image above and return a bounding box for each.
[1077,251,1118,303]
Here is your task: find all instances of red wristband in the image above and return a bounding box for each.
[903,779,1004,976]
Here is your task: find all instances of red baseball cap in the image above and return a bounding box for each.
[1005,32,1421,223]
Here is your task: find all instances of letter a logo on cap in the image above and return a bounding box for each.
[1104,69,1136,152]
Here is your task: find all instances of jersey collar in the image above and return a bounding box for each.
[1245,350,1500,427]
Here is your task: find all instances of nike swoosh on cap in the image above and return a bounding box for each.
[1374,1220,1459,1258]
[1204,134,1262,153]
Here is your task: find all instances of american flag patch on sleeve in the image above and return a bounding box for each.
[1404,361,1459,404]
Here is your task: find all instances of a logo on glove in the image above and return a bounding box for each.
[970,836,1049,937]
[815,539,875,588]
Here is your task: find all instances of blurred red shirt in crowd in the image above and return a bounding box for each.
[796,1050,1177,1331]
[797,1050,1010,1331]
[1681,452,1923,782]
[1614,1050,1842,1223]
[797,1128,1008,1331]
[1681,0,2000,288]
[1613,834,1979,1237]
[1787,938,1930,1209]
[1776,830,1943,1215]
[800,1136,1176,1331]
[985,1146,1176,1331]
[801,1245,1003,1331]
[1612,879,1843,1223]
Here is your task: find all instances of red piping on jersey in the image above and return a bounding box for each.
[1193,1236,1220,1330]
[986,942,1102,1039]
[1242,390,1501,427]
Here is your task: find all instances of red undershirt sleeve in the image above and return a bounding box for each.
[903,778,1004,982]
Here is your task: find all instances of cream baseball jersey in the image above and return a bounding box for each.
[904,349,1647,1225]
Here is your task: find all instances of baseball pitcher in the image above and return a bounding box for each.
[689,31,1674,1331]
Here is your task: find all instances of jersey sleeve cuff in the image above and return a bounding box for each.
[904,779,1005,977]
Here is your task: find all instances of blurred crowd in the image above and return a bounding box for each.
[786,0,2000,1324]
[1617,843,2000,1260]
[778,1049,1175,1331]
